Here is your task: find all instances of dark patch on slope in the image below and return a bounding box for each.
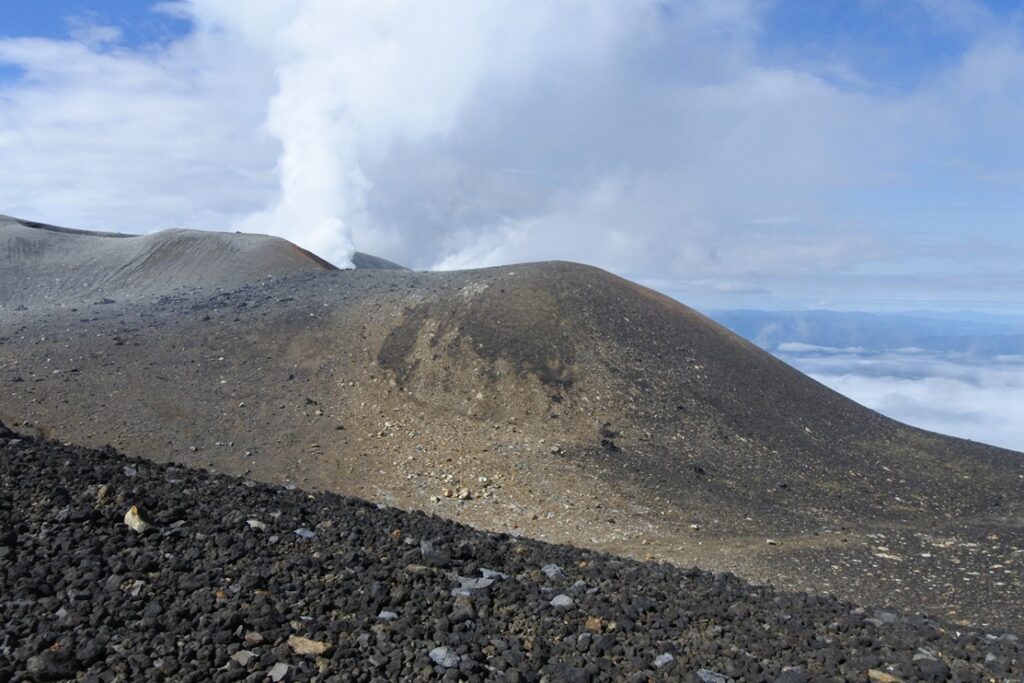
[377,303,432,385]
[378,275,576,390]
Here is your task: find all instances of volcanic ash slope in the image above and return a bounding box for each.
[1,218,1023,631]
[0,214,402,307]
[0,426,1020,682]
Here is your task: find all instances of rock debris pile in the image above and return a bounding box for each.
[0,424,1019,682]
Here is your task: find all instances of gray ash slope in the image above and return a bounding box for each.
[0,215,403,307]
[1,219,1023,632]
[1,426,1020,683]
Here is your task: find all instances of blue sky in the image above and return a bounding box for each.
[0,1,1021,313]
[0,2,189,50]
[762,1,977,87]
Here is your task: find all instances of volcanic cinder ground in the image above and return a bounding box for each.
[2,215,1023,645]
[2,425,1020,682]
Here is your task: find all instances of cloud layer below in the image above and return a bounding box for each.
[781,347,1024,453]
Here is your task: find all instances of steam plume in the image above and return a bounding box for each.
[195,0,626,268]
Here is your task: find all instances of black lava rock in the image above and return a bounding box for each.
[0,426,1019,682]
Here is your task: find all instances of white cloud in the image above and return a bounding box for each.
[0,27,279,232]
[784,350,1024,452]
[66,19,122,48]
[777,342,866,354]
[0,0,1020,307]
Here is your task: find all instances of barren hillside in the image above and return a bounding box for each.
[1,219,1022,631]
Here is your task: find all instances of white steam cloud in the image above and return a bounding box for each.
[192,0,629,267]
[0,1,1021,308]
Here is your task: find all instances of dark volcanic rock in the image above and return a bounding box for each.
[0,427,1020,681]
[25,648,80,681]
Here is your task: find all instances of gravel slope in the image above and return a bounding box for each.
[0,215,402,308]
[1,425,1020,683]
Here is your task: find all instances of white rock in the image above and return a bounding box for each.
[550,594,574,608]
[123,506,151,533]
[541,564,564,578]
[429,646,461,668]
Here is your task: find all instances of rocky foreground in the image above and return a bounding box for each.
[0,425,1019,683]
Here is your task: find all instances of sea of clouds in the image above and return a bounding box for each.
[777,345,1024,453]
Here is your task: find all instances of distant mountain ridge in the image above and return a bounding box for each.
[708,308,1024,357]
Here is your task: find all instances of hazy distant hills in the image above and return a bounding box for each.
[708,309,1024,357]
[1,217,1023,630]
